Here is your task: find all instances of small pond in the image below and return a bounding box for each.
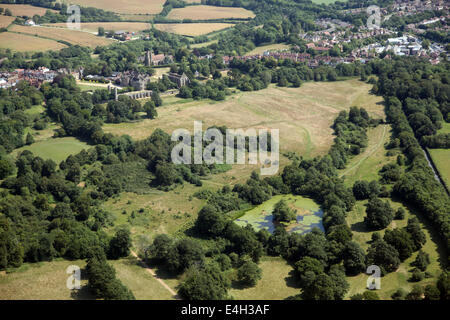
[234,194,324,234]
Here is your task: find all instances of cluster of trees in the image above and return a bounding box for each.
[0,81,44,152]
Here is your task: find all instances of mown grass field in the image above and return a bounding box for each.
[167,5,255,20]
[230,256,299,299]
[12,137,89,163]
[103,79,384,157]
[9,25,114,48]
[46,22,151,33]
[0,259,93,300]
[0,32,67,52]
[0,4,57,16]
[0,15,14,28]
[245,43,291,56]
[154,23,235,36]
[63,0,165,15]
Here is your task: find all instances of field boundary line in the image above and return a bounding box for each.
[130,250,179,299]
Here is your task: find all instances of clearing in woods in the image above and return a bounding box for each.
[64,0,166,15]
[167,5,255,20]
[154,23,235,36]
[0,32,68,52]
[9,25,115,48]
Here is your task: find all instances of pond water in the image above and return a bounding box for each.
[234,194,324,234]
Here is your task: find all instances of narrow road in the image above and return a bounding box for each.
[130,250,179,299]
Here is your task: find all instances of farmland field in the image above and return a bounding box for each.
[154,23,235,36]
[428,148,450,190]
[12,137,89,164]
[0,32,67,52]
[46,22,151,33]
[103,79,384,157]
[0,15,14,28]
[9,25,115,48]
[235,195,323,234]
[0,4,57,17]
[64,0,166,15]
[167,5,255,20]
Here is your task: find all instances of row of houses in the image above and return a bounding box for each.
[0,67,59,89]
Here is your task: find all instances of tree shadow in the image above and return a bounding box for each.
[284,269,301,289]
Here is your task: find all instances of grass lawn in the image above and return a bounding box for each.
[12,137,89,163]
[0,259,93,300]
[230,256,299,300]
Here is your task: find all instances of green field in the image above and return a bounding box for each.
[235,195,323,234]
[12,137,89,163]
[245,43,291,56]
[428,148,450,190]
